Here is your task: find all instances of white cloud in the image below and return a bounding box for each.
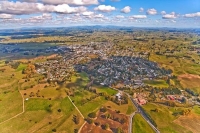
[146,8,157,15]
[94,5,116,12]
[54,4,87,14]
[94,14,104,18]
[121,6,131,13]
[116,15,124,19]
[161,11,166,15]
[27,13,52,23]
[139,7,144,12]
[184,12,200,18]
[0,1,87,15]
[162,14,176,19]
[42,0,98,5]
[170,12,175,15]
[0,13,13,19]
[0,1,40,15]
[82,11,94,16]
[130,15,147,19]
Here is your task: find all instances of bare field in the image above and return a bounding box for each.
[178,74,200,93]
[174,113,200,133]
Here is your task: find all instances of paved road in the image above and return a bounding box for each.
[129,111,137,133]
[129,97,160,133]
[110,87,160,133]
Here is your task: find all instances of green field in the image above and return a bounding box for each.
[132,114,155,133]
[95,85,117,95]
[144,80,169,88]
[16,63,27,71]
[104,98,136,115]
[192,105,200,115]
[0,64,85,133]
[142,103,192,133]
[0,90,23,123]
[0,97,84,133]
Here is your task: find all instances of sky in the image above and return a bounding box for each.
[0,0,199,29]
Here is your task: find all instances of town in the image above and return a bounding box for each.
[35,41,200,108]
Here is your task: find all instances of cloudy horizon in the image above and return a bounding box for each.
[0,0,199,29]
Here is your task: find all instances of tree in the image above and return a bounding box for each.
[100,107,107,113]
[105,123,109,130]
[87,118,94,124]
[88,112,96,118]
[95,121,100,126]
[120,118,126,124]
[23,63,36,78]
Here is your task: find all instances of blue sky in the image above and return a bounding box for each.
[0,0,199,28]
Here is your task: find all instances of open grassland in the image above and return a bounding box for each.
[142,103,193,133]
[104,98,136,115]
[0,63,84,133]
[95,85,117,95]
[144,80,169,88]
[0,64,24,122]
[0,97,84,133]
[0,90,23,123]
[71,94,107,117]
[0,68,135,132]
[132,114,155,133]
[0,65,23,87]
[150,54,200,76]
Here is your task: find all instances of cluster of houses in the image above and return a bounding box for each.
[33,41,200,107]
[35,41,171,90]
[75,56,171,88]
[36,42,113,82]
